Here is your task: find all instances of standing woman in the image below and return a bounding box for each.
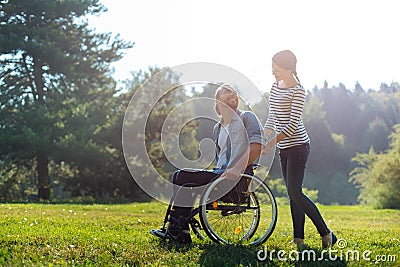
[263,50,337,248]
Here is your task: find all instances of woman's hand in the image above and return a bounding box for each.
[262,140,275,154]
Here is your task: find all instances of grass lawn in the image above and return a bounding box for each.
[0,202,399,266]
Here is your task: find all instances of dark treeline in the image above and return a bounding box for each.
[1,1,399,205]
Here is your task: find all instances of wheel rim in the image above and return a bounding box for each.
[200,175,277,245]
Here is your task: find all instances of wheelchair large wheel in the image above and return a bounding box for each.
[199,174,277,246]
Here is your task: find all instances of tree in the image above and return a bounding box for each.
[123,66,200,186]
[302,92,356,204]
[350,124,400,209]
[0,0,133,200]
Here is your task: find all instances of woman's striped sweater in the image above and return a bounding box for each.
[265,82,310,149]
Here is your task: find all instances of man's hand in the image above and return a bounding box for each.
[221,143,263,181]
[220,167,243,181]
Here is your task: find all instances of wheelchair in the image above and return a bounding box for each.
[159,171,278,246]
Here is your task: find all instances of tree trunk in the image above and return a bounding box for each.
[37,154,50,200]
[33,56,45,104]
[33,55,50,200]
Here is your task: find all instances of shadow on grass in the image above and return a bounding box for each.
[154,239,347,266]
[157,239,195,253]
[197,243,348,267]
[198,243,262,267]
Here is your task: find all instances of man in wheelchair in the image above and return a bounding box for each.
[150,84,266,244]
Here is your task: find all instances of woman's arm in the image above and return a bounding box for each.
[263,128,287,153]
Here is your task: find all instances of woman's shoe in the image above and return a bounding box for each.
[322,231,337,248]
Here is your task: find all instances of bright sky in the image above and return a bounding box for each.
[89,0,399,92]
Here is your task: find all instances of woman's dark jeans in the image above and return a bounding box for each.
[279,143,330,238]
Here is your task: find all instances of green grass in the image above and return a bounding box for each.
[0,202,399,266]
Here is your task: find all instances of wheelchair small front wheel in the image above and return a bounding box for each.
[199,174,277,246]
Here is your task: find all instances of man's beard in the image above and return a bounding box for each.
[226,98,238,110]
[221,99,238,112]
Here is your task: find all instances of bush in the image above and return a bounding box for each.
[350,125,400,209]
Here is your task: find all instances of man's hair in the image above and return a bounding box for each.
[215,84,238,115]
[215,84,238,99]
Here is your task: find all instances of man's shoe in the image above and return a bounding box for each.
[150,228,192,244]
[322,231,337,249]
[150,228,169,239]
[176,230,192,244]
[290,238,305,246]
